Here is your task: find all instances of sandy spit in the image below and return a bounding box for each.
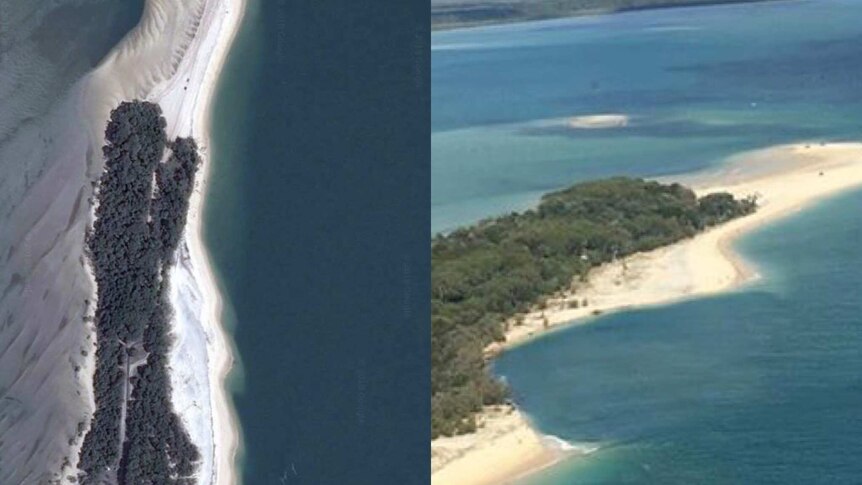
[432,141,862,485]
[79,0,246,483]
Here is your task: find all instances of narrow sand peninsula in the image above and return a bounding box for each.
[432,142,862,485]
[80,0,245,483]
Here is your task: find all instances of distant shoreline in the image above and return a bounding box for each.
[432,141,862,485]
[432,0,779,32]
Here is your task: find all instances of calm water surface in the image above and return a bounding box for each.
[207,0,427,483]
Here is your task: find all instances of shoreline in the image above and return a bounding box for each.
[160,0,247,483]
[432,141,862,485]
[178,0,247,483]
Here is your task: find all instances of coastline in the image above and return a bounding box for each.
[157,0,247,484]
[176,0,247,484]
[78,0,246,482]
[431,141,862,485]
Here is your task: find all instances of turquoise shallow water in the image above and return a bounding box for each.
[433,0,862,483]
[432,0,862,232]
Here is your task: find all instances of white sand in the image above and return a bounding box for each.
[433,142,862,485]
[78,0,246,483]
[566,113,629,129]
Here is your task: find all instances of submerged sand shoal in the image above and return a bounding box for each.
[432,142,862,485]
[566,113,629,129]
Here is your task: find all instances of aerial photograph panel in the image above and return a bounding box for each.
[432,1,862,484]
[1,0,426,484]
[16,0,862,484]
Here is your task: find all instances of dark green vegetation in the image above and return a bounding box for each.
[431,178,756,438]
[431,0,774,30]
[79,101,201,483]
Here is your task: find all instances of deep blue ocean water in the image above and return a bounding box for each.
[206,0,427,483]
[433,0,862,483]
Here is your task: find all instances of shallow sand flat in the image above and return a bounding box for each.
[432,142,862,485]
[0,4,138,481]
[0,84,98,484]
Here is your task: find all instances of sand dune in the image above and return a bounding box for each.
[432,141,862,485]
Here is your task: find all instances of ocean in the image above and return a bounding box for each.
[433,0,862,483]
[206,0,428,483]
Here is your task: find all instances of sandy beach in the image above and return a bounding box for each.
[76,0,246,483]
[432,141,862,485]
[152,1,246,484]
[432,406,576,485]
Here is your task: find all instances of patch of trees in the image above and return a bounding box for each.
[431,177,756,438]
[78,101,201,483]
